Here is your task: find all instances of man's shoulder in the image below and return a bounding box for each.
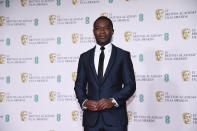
[80,46,95,57]
[113,44,130,56]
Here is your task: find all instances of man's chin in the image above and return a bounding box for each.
[96,40,110,46]
[96,42,108,46]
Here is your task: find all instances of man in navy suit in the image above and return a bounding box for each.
[74,16,136,131]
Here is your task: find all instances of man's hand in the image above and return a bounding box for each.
[84,100,98,111]
[97,98,115,111]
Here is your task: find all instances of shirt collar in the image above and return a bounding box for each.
[95,43,112,53]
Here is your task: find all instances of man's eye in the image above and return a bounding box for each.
[105,27,111,29]
[94,27,111,30]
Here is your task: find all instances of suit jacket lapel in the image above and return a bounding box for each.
[89,46,100,85]
[101,44,117,85]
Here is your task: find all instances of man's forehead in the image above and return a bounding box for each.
[94,19,111,26]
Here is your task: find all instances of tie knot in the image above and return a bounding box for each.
[100,46,105,51]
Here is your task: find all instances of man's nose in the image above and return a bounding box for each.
[99,28,105,33]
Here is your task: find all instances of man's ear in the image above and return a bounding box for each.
[112,29,114,35]
[93,29,96,35]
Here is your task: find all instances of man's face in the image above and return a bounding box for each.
[93,19,114,46]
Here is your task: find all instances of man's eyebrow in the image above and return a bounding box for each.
[94,24,111,27]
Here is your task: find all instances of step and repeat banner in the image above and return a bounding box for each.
[0,0,197,131]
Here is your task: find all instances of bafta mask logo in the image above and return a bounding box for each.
[0,54,6,64]
[0,16,5,26]
[72,0,78,5]
[127,111,133,121]
[183,113,192,124]
[155,9,164,20]
[100,12,108,17]
[20,111,28,121]
[21,73,28,83]
[72,33,79,44]
[72,110,79,121]
[49,53,56,63]
[182,70,191,81]
[21,35,28,45]
[0,92,5,102]
[155,50,164,61]
[20,0,27,7]
[124,31,132,42]
[49,15,56,25]
[49,91,56,102]
[72,72,77,82]
[182,28,190,40]
[125,0,130,1]
[155,91,164,102]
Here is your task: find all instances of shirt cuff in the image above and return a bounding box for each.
[111,98,119,107]
[82,99,88,110]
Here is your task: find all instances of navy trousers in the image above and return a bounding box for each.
[84,114,127,131]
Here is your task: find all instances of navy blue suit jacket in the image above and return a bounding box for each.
[74,44,136,127]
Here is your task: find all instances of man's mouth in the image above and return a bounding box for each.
[98,35,106,39]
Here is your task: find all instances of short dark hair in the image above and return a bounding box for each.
[93,16,113,29]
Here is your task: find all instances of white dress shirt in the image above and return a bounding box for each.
[94,43,112,75]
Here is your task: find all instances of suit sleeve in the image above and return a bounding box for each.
[74,54,88,109]
[113,52,136,106]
